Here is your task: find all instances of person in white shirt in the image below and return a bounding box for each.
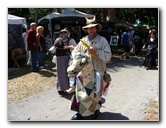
[69,17,112,120]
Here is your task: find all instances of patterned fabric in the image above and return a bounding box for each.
[68,53,110,116]
[8,24,24,49]
[71,35,112,73]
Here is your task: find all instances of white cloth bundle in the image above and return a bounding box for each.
[49,46,56,54]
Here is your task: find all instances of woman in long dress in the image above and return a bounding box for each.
[142,31,158,70]
[54,28,77,95]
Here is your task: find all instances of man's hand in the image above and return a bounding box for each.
[64,46,70,49]
[88,47,97,54]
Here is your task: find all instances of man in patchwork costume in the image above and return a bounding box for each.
[68,17,112,120]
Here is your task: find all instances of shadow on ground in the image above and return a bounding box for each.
[107,51,147,73]
[60,93,73,100]
[97,112,129,120]
[8,55,56,80]
[8,49,149,79]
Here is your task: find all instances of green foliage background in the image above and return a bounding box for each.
[8,8,158,26]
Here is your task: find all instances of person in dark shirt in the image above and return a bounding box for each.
[26,22,38,72]
[36,26,47,69]
[54,28,77,95]
[133,27,143,56]
[142,32,158,70]
[121,29,130,59]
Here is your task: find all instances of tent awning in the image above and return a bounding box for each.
[38,9,95,23]
[8,14,27,25]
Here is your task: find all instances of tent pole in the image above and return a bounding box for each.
[49,19,53,46]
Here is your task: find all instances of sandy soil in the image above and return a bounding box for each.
[8,58,56,103]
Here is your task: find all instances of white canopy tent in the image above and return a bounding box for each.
[8,14,27,25]
[8,14,27,49]
[38,8,94,23]
[8,14,27,67]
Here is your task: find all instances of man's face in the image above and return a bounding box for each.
[87,26,97,37]
[61,32,67,35]
[32,25,37,31]
[60,32,68,38]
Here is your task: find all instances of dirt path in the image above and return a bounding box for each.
[102,57,159,120]
[8,55,159,121]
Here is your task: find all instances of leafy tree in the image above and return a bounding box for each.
[115,8,158,26]
[8,8,30,19]
[8,8,53,24]
[8,8,158,26]
[28,8,53,23]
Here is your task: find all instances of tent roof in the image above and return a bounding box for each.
[8,14,27,25]
[38,8,95,23]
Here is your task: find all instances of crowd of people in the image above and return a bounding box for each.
[22,19,112,120]
[120,26,158,70]
[22,18,158,120]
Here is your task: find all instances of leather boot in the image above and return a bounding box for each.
[91,110,100,119]
[71,113,83,120]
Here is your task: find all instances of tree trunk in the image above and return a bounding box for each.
[34,8,39,25]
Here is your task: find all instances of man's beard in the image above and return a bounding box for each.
[88,32,97,38]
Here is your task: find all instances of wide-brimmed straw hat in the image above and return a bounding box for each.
[60,28,69,33]
[82,17,102,32]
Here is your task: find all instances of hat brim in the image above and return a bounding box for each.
[60,28,69,33]
[60,30,68,33]
[82,23,102,32]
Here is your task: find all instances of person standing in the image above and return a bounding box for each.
[69,18,112,120]
[26,22,38,72]
[54,28,77,95]
[142,31,158,70]
[36,26,47,69]
[22,27,27,50]
[133,27,143,56]
[22,27,29,63]
[121,29,130,60]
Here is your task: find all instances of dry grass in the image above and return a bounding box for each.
[8,60,56,103]
[144,99,159,120]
